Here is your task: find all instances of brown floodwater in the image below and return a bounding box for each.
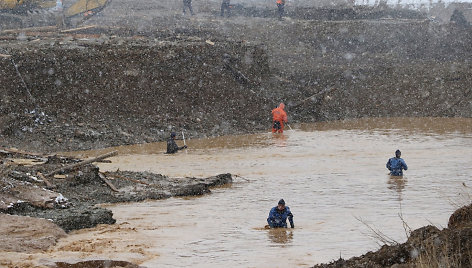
[48,118,472,267]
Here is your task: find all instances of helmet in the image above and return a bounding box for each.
[278,199,285,205]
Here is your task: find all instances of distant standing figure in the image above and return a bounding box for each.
[55,0,65,28]
[271,103,288,133]
[386,149,408,176]
[267,199,294,228]
[221,0,231,17]
[183,0,195,15]
[166,132,187,154]
[276,0,286,20]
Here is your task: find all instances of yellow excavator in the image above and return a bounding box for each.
[0,0,108,28]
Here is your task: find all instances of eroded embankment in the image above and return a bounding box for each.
[0,34,271,152]
[1,150,232,232]
[0,14,471,152]
[313,203,472,268]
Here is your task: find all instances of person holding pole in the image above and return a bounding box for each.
[166,132,187,154]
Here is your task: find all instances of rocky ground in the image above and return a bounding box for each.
[313,203,472,268]
[0,2,471,153]
[1,149,232,231]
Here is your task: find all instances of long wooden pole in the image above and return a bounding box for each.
[182,131,187,146]
[45,150,117,177]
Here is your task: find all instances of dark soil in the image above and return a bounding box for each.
[313,203,472,268]
[1,151,232,232]
[0,3,471,153]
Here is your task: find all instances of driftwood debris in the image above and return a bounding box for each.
[45,151,118,177]
[98,173,119,192]
[37,172,55,189]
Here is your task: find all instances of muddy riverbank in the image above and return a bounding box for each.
[1,149,232,230]
[1,4,471,153]
[313,203,472,268]
[0,118,471,267]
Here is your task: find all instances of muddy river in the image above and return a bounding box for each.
[57,117,471,267]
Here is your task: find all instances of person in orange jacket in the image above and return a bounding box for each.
[272,103,288,133]
[276,0,286,20]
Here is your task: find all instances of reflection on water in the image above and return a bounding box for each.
[387,176,408,201]
[267,228,294,245]
[58,117,472,267]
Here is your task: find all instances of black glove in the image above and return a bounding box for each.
[184,145,188,149]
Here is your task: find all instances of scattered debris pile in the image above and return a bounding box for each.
[0,147,233,232]
[313,203,472,268]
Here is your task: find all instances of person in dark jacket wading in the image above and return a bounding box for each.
[166,132,187,154]
[267,199,294,228]
[386,149,408,176]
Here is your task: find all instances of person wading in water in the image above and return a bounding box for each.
[166,132,187,154]
[271,103,288,133]
[386,149,408,176]
[267,199,294,228]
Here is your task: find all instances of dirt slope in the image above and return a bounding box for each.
[0,2,471,153]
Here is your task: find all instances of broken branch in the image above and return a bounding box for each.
[98,173,119,192]
[45,150,117,177]
[37,172,55,189]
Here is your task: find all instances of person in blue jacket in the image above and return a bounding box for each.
[386,150,408,176]
[267,199,294,228]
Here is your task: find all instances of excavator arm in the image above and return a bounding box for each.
[0,0,108,28]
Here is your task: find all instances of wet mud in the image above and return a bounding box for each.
[1,152,232,232]
[0,149,232,266]
[54,260,142,268]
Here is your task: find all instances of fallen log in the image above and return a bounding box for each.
[98,173,119,192]
[37,172,55,189]
[45,151,117,177]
